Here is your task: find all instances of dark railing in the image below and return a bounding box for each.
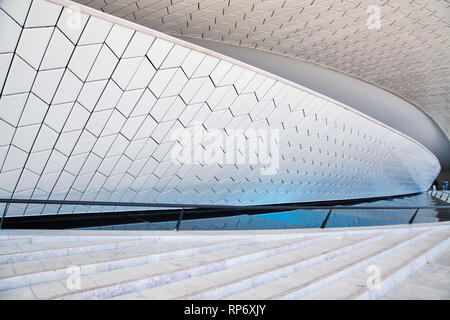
[0,198,449,230]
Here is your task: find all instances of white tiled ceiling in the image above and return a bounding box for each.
[71,0,450,141]
[0,0,441,217]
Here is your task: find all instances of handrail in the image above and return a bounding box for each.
[427,189,450,203]
[0,198,449,230]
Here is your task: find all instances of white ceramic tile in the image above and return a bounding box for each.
[43,149,67,174]
[31,124,58,152]
[133,116,157,140]
[25,0,62,28]
[107,134,129,157]
[54,129,81,156]
[64,152,88,175]
[111,57,142,89]
[44,102,73,133]
[98,154,120,176]
[192,55,220,78]
[130,88,157,117]
[15,168,39,192]
[85,109,113,137]
[241,73,266,94]
[0,53,13,91]
[41,28,75,70]
[146,37,174,68]
[57,5,89,44]
[110,155,132,176]
[100,110,126,136]
[72,171,94,192]
[219,64,245,86]
[62,103,89,132]
[229,92,258,116]
[77,79,108,112]
[233,69,256,94]
[12,124,40,152]
[37,171,61,193]
[121,115,146,140]
[31,68,64,104]
[124,138,147,160]
[180,49,206,78]
[52,69,83,104]
[68,43,102,81]
[207,85,237,111]
[0,0,32,26]
[161,96,186,122]
[183,102,210,126]
[19,93,48,127]
[160,44,190,69]
[52,170,76,193]
[0,169,20,193]
[255,78,276,101]
[116,88,144,117]
[0,119,15,147]
[179,77,206,104]
[190,77,215,104]
[0,9,22,53]
[105,23,135,57]
[177,102,203,127]
[16,27,53,69]
[93,80,123,111]
[78,16,113,45]
[122,31,154,58]
[0,93,28,126]
[80,152,102,174]
[161,68,188,98]
[148,68,177,97]
[2,54,36,95]
[86,171,108,191]
[150,95,177,122]
[127,57,156,90]
[24,149,50,174]
[2,144,28,171]
[151,120,176,144]
[204,109,233,131]
[87,45,118,82]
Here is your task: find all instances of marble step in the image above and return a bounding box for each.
[225,230,430,300]
[3,235,328,299]
[298,229,449,300]
[0,237,325,299]
[379,246,450,300]
[113,233,384,300]
[0,238,163,264]
[0,238,249,291]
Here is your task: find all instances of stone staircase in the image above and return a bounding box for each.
[0,223,448,300]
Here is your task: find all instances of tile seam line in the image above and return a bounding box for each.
[44,0,440,167]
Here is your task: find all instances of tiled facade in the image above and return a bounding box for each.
[72,0,450,139]
[0,0,440,217]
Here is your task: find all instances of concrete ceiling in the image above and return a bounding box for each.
[73,0,450,169]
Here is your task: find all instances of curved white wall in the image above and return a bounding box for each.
[0,0,441,217]
[177,36,450,172]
